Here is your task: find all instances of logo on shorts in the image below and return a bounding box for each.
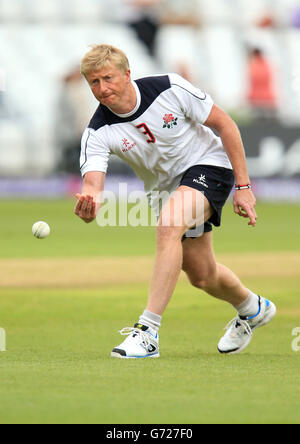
[193,174,208,188]
[163,113,178,129]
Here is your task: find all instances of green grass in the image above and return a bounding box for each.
[0,283,299,424]
[0,200,299,258]
[0,200,299,424]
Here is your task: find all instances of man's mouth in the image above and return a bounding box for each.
[101,94,114,100]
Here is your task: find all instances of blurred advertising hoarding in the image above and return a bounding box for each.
[239,123,300,178]
[0,123,300,201]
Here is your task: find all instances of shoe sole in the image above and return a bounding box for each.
[218,301,277,355]
[218,335,252,355]
[111,352,160,359]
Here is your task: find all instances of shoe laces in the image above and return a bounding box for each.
[119,327,152,350]
[225,317,253,337]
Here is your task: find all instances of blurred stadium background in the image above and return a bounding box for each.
[0,0,300,199]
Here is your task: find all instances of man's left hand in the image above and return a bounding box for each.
[233,189,257,227]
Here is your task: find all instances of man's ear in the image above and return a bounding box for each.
[126,69,131,83]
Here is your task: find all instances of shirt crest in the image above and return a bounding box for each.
[163,113,178,129]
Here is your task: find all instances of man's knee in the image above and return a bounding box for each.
[156,224,185,244]
[185,265,217,290]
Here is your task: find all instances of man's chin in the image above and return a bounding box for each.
[100,95,116,106]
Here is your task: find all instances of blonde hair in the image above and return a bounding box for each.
[81,44,130,77]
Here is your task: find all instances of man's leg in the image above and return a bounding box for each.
[182,231,276,354]
[145,186,214,316]
[111,186,213,358]
[182,231,249,306]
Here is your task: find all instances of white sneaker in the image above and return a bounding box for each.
[111,323,160,359]
[218,296,277,355]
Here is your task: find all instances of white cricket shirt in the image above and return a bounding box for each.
[80,73,232,213]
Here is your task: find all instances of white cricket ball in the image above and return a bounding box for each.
[32,221,51,239]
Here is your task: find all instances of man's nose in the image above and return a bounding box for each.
[98,81,108,96]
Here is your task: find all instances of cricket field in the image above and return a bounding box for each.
[0,199,299,424]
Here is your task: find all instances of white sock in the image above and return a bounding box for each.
[139,310,161,332]
[235,291,260,318]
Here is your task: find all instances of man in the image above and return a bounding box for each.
[75,44,276,358]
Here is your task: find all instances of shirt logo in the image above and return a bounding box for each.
[163,113,178,129]
[121,138,136,153]
[193,174,209,188]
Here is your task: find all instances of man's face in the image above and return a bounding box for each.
[86,63,131,109]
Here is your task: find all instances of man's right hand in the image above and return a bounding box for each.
[74,194,97,223]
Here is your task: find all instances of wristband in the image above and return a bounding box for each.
[235,184,252,191]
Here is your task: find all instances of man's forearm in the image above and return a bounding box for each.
[204,105,250,186]
[75,172,106,223]
[218,121,250,185]
[80,171,106,217]
[82,171,106,200]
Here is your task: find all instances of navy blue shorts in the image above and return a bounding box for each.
[180,164,234,239]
